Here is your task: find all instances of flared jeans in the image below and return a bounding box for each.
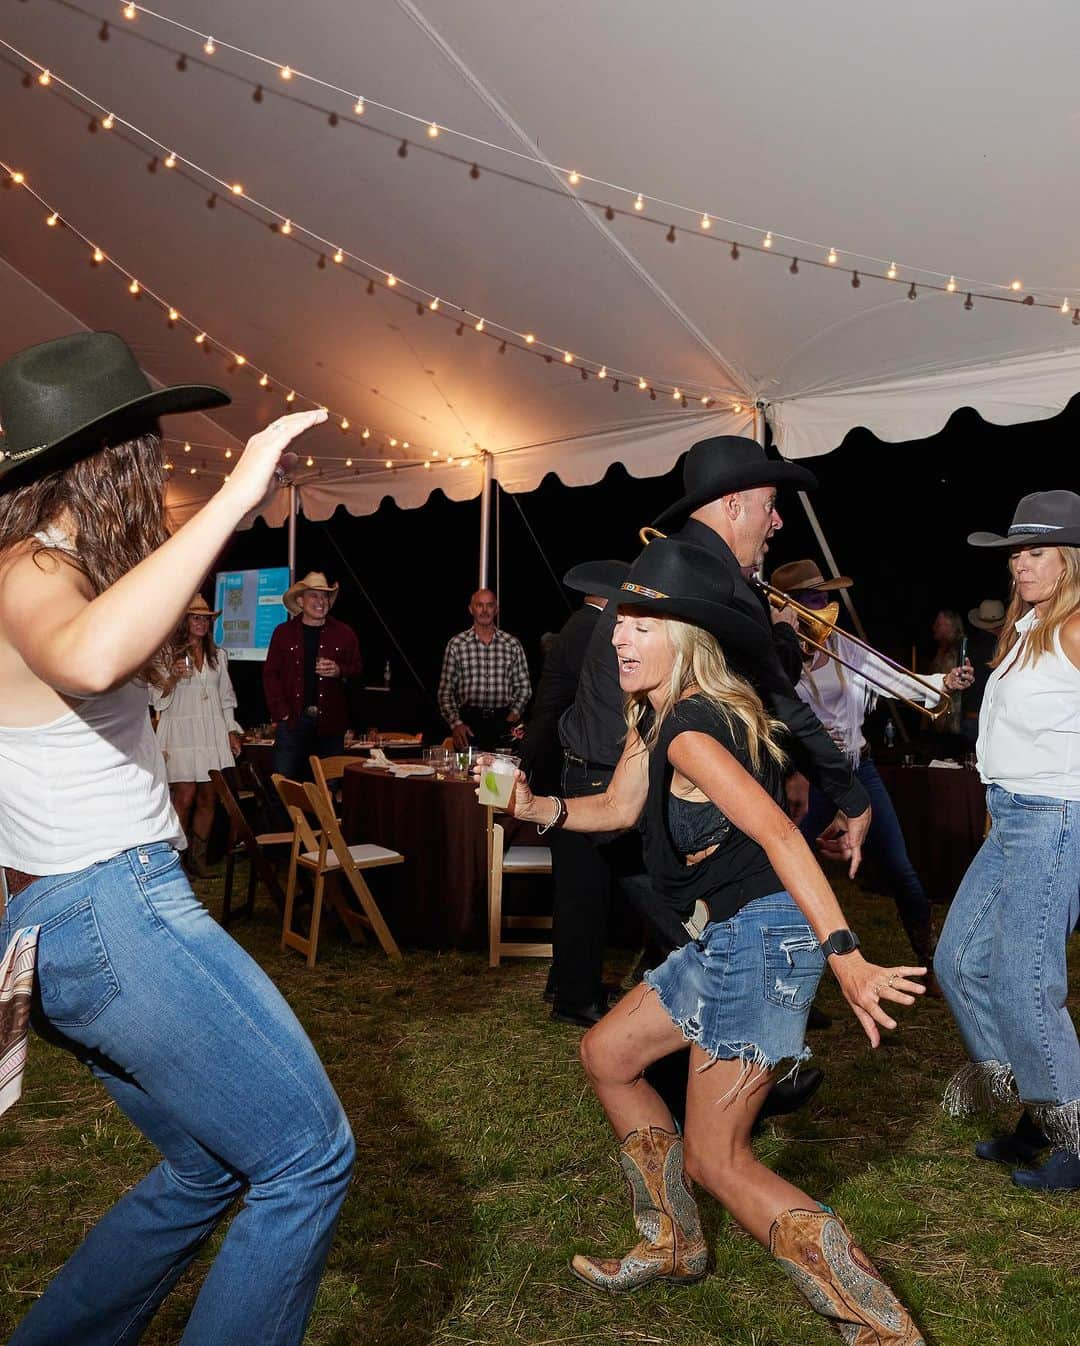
[0,843,354,1345]
[936,784,1080,1153]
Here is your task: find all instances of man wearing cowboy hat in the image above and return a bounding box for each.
[264,571,362,781]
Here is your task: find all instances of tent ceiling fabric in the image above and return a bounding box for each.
[2,0,1078,523]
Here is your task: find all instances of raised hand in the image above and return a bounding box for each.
[220,409,327,514]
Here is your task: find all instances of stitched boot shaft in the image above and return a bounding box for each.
[769,1208,924,1346]
[571,1127,708,1292]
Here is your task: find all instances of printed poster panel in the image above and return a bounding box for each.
[214,566,291,660]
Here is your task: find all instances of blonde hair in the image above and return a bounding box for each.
[991,546,1080,669]
[624,616,787,773]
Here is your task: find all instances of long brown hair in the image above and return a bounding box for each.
[624,615,787,774]
[991,546,1080,669]
[172,610,220,671]
[0,433,171,684]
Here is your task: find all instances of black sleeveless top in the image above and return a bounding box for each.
[640,694,785,933]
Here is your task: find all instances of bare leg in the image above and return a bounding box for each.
[682,1049,811,1246]
[192,781,217,841]
[579,985,692,1138]
[171,782,196,836]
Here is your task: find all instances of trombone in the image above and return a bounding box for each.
[637,525,950,722]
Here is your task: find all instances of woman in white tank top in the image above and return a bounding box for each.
[0,332,347,1346]
[936,491,1080,1194]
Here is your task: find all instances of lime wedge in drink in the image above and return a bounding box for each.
[483,771,498,793]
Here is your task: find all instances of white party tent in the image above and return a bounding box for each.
[2,0,1079,535]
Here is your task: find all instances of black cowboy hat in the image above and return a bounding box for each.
[563,558,630,601]
[0,332,229,489]
[652,435,818,532]
[616,537,774,663]
[968,490,1080,550]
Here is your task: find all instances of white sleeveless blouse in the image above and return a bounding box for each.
[0,531,183,873]
[977,610,1080,800]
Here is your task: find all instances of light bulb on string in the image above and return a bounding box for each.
[164,152,176,168]
[887,262,897,280]
[563,351,573,364]
[345,457,353,467]
[568,170,580,186]
[102,113,115,130]
[123,3,136,18]
[204,36,215,55]
[389,437,398,447]
[234,354,246,366]
[427,122,440,138]
[167,306,179,322]
[353,97,364,115]
[524,332,535,344]
[128,279,140,296]
[385,459,393,469]
[1010,280,1022,291]
[285,390,296,403]
[10,171,25,184]
[46,211,58,226]
[333,248,344,263]
[732,402,743,413]
[230,183,244,195]
[37,70,51,86]
[194,331,206,344]
[183,442,191,453]
[189,467,197,475]
[224,448,232,459]
[259,373,269,387]
[638,376,647,390]
[763,231,773,248]
[634,193,644,211]
[1062,298,1071,314]
[428,296,439,311]
[700,213,711,230]
[362,428,370,439]
[946,276,957,292]
[827,247,838,265]
[280,65,293,80]
[598,365,607,379]
[305,455,314,468]
[672,387,681,400]
[280,219,292,235]
[386,273,397,287]
[474,317,485,331]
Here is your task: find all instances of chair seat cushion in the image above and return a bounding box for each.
[301,843,402,868]
[503,845,552,871]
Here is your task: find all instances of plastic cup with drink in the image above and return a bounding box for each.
[475,753,520,809]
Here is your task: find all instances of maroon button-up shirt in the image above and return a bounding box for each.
[263,614,362,735]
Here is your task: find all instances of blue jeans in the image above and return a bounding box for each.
[1,844,354,1346]
[936,785,1080,1149]
[272,714,345,784]
[800,756,931,929]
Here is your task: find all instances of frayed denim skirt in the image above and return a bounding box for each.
[644,891,825,1074]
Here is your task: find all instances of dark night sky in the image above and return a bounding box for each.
[217,397,1077,736]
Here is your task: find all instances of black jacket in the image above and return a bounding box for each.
[559,519,869,818]
[520,602,605,793]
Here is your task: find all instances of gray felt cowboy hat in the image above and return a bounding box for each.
[0,332,229,490]
[968,490,1080,549]
[652,436,818,532]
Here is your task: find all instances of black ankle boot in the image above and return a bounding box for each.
[975,1110,1049,1165]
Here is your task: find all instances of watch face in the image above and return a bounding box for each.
[826,929,858,955]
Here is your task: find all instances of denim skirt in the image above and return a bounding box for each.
[644,891,825,1073]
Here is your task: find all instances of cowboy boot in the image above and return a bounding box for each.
[899,913,941,997]
[187,833,212,879]
[571,1126,708,1292]
[770,1207,925,1345]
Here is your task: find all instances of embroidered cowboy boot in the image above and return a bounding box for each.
[571,1126,708,1292]
[769,1207,925,1345]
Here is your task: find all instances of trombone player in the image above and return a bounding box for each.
[769,558,974,970]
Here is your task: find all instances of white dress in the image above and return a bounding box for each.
[151,650,242,783]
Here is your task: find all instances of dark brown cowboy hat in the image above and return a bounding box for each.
[968,491,1080,549]
[770,558,852,593]
[0,332,229,490]
[652,435,818,532]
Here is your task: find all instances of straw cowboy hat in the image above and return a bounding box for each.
[187,594,222,618]
[614,538,773,663]
[769,558,852,594]
[652,436,818,532]
[283,571,340,615]
[968,490,1080,549]
[967,599,1006,632]
[0,332,229,490]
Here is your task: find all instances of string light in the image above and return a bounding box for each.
[10,170,25,184]
[887,262,897,280]
[89,15,1055,310]
[345,457,353,467]
[638,376,648,390]
[37,69,51,86]
[598,365,607,378]
[305,455,314,467]
[333,247,344,263]
[183,441,191,452]
[700,213,711,230]
[230,182,244,195]
[224,447,232,459]
[1062,298,1071,314]
[563,351,573,364]
[91,246,104,263]
[167,306,179,321]
[428,296,439,311]
[1011,280,1022,291]
[101,112,115,130]
[386,273,397,287]
[474,317,484,332]
[194,330,206,343]
[46,210,58,226]
[234,353,246,365]
[128,278,140,295]
[164,151,176,168]
[946,276,957,292]
[524,332,535,344]
[285,389,296,402]
[385,458,393,468]
[259,372,269,386]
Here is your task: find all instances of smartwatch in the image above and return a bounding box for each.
[820,929,860,958]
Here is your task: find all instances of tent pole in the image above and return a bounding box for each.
[478,452,494,589]
[287,483,297,584]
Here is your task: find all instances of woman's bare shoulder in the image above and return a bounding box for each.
[0,542,92,609]
[1059,609,1080,670]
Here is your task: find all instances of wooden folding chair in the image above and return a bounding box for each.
[273,774,404,967]
[486,807,553,968]
[309,754,355,817]
[209,769,290,925]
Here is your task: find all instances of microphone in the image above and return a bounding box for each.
[273,450,299,484]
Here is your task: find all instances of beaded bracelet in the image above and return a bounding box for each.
[537,795,567,834]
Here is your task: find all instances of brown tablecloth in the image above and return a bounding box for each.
[340,762,541,947]
[875,764,987,903]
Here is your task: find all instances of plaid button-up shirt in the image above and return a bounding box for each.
[437,627,531,727]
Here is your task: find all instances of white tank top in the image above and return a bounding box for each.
[977,610,1080,800]
[0,531,183,874]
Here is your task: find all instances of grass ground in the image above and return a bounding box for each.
[2,866,1078,1345]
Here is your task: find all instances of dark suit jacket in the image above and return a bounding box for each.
[520,603,604,793]
[560,520,869,818]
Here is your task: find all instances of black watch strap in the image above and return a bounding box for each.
[820,928,860,958]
